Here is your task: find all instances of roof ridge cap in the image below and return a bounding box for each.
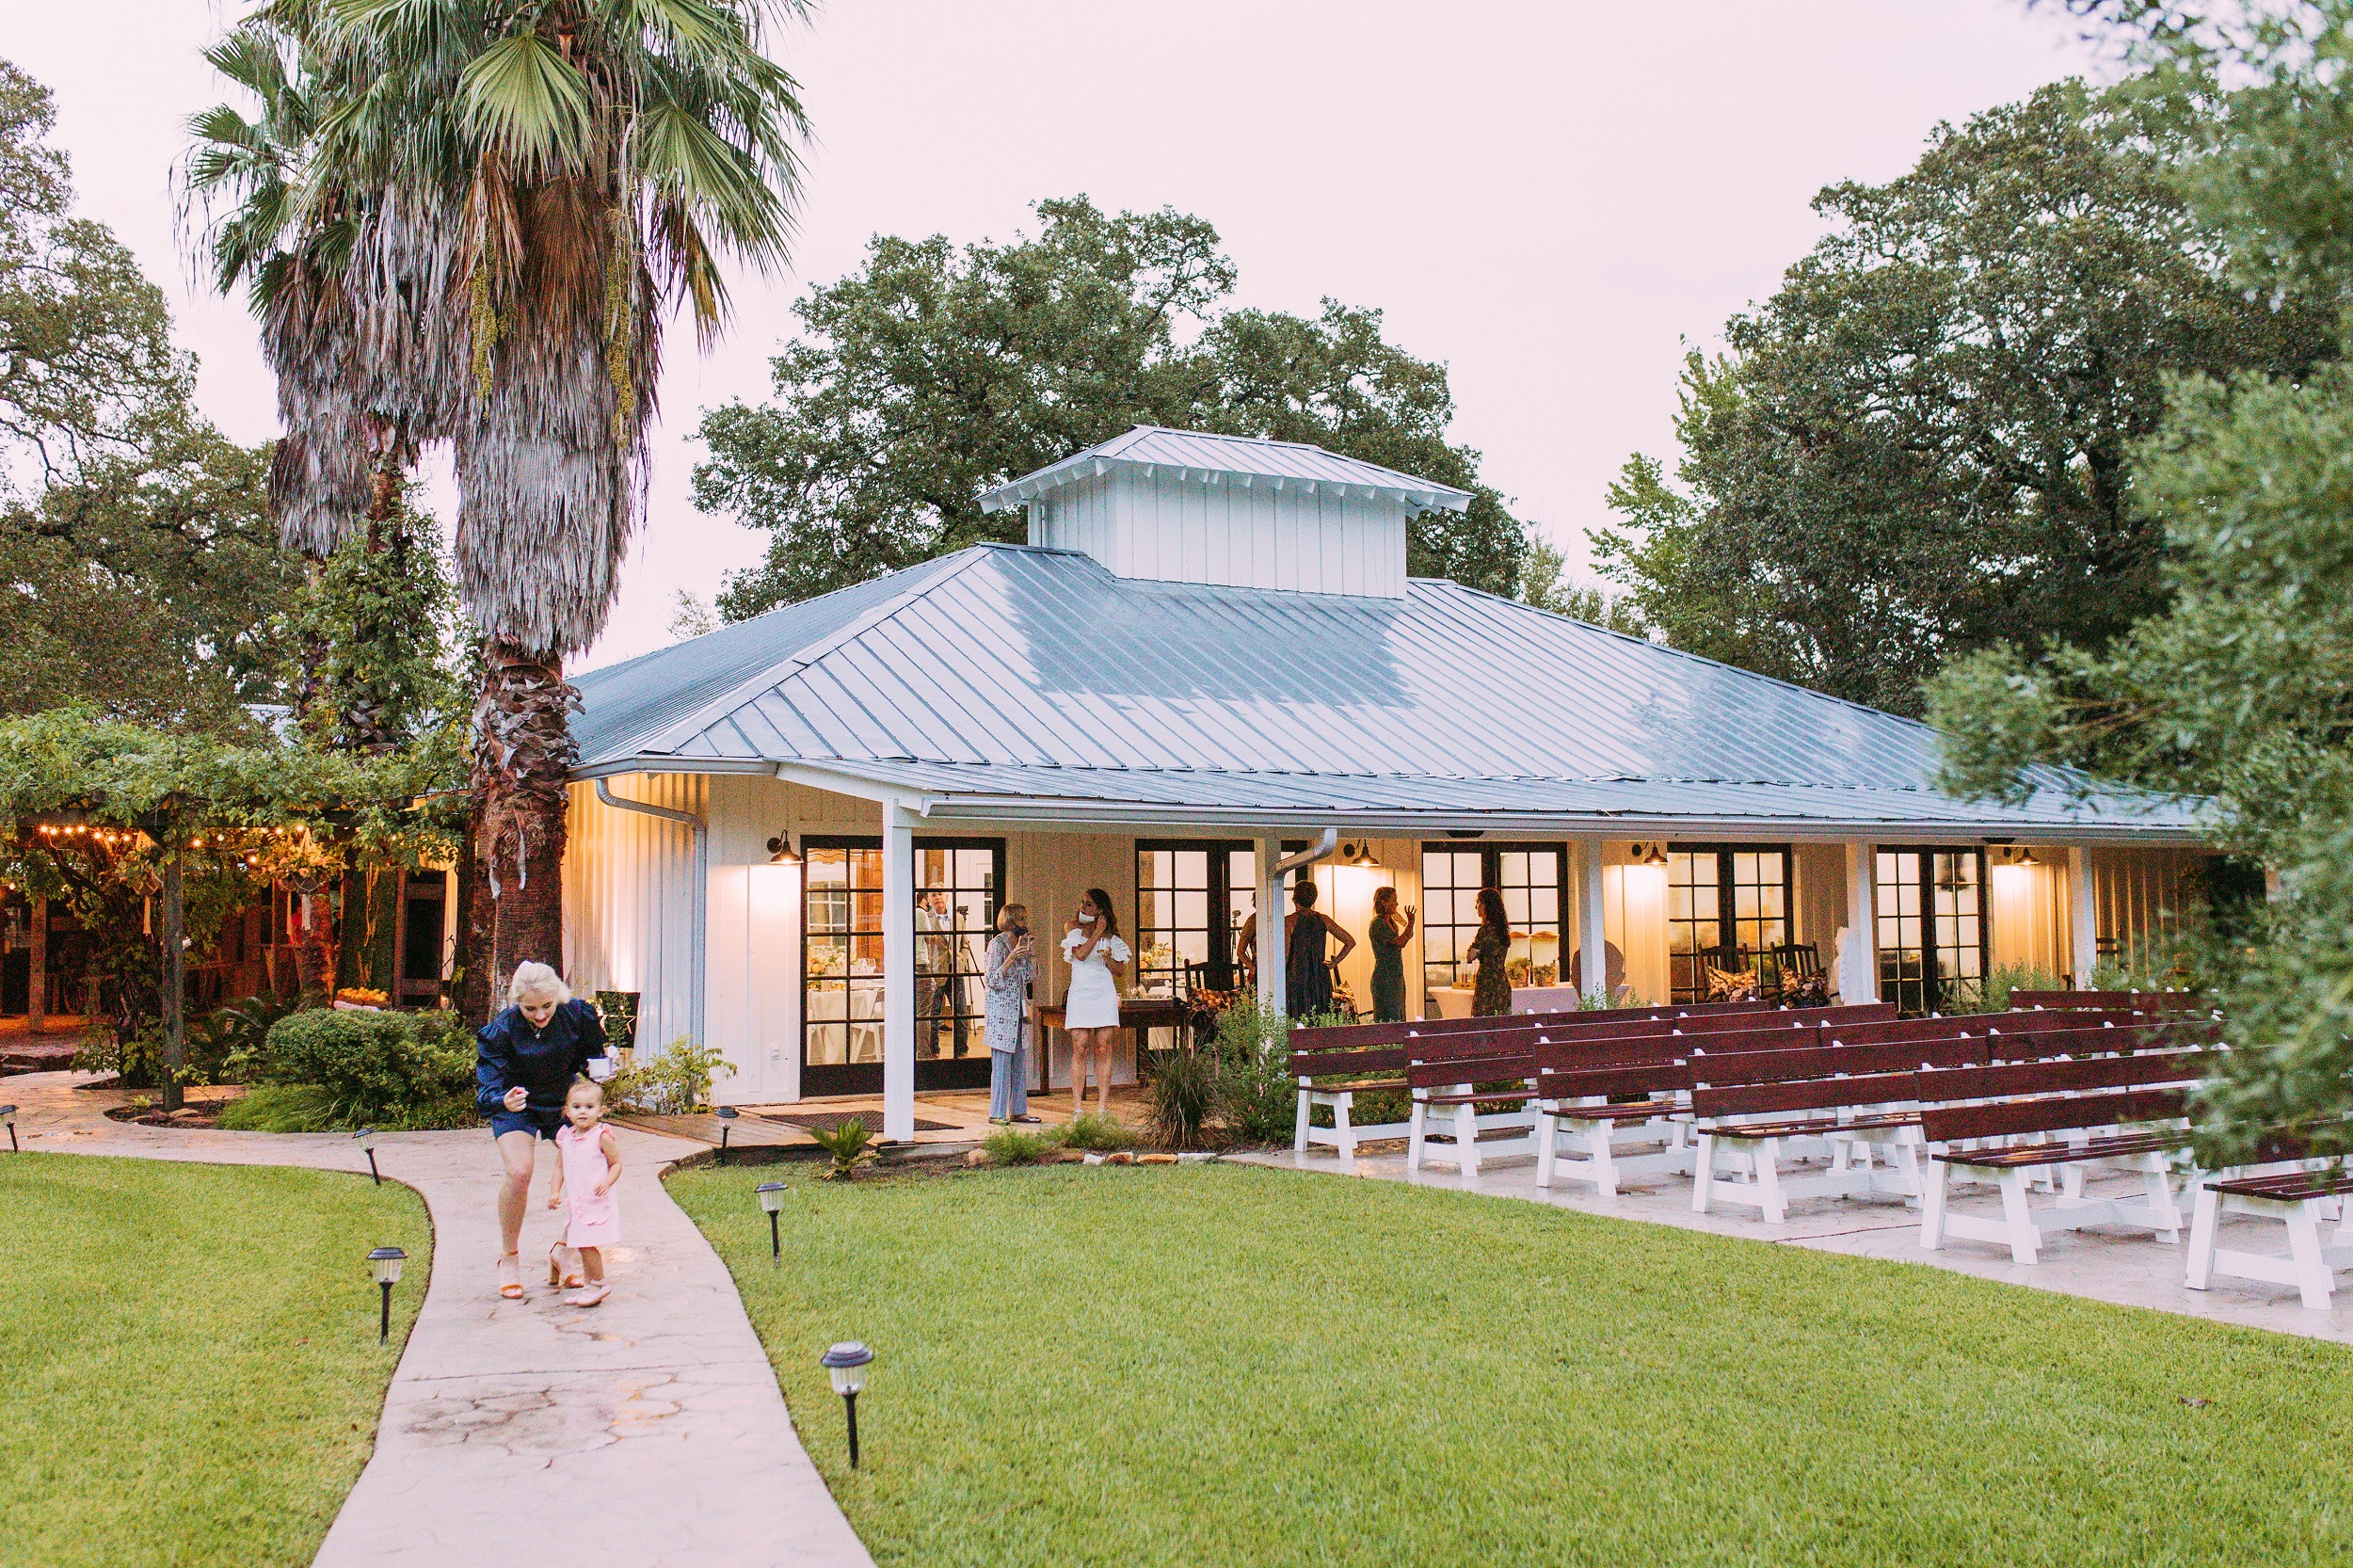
[636,552,992,757]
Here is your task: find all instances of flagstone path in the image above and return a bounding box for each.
[3,1071,873,1568]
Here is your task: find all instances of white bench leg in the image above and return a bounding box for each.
[1293,1086,1311,1154]
[1691,1133,1717,1214]
[2185,1184,2220,1290]
[1406,1099,1426,1175]
[1588,1123,1620,1198]
[1753,1136,1788,1224]
[1999,1169,2040,1266]
[2141,1153,2183,1242]
[1334,1095,1356,1162]
[1534,1112,1557,1189]
[2287,1202,2336,1311]
[1457,1099,1481,1188]
[1921,1160,1950,1251]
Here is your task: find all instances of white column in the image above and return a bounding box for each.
[1842,841,1878,1003]
[2067,845,2097,989]
[883,802,916,1142]
[1577,840,1609,1004]
[1257,834,1286,1019]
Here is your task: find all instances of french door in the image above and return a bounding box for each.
[1667,845,1793,1003]
[1418,843,1567,1003]
[1875,847,1987,1016]
[1134,840,1257,1051]
[800,836,1004,1097]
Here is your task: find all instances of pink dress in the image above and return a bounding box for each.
[556,1122,621,1250]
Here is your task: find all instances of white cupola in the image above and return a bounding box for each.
[977,425,1469,600]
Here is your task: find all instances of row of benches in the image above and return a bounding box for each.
[1287,1000,2353,1309]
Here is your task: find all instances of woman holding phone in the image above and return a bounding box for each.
[984,903,1040,1124]
[1060,888,1129,1120]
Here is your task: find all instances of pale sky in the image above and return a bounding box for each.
[6,1,2106,673]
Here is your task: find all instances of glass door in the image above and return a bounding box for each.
[913,840,1002,1091]
[1875,848,1986,1016]
[1667,846,1792,1002]
[1418,843,1566,1012]
[1134,840,1256,1052]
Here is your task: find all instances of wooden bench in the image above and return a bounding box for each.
[1531,1058,1695,1194]
[1405,1048,1542,1183]
[2185,1164,2353,1310]
[1687,1066,1929,1222]
[1917,1058,2205,1265]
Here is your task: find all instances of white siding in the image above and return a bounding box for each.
[1032,471,1408,598]
[2087,846,2215,978]
[562,774,705,1059]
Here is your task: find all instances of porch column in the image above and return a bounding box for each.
[1842,842,1877,1003]
[883,802,916,1143]
[1256,834,1286,1019]
[1577,840,1609,1004]
[2067,845,2097,989]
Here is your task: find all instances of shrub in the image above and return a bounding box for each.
[606,1036,734,1115]
[812,1117,876,1180]
[255,1008,476,1128]
[1214,996,1307,1145]
[981,1126,1053,1165]
[216,1084,339,1132]
[1061,1112,1139,1152]
[203,992,302,1081]
[1945,963,2064,1016]
[1147,1045,1218,1148]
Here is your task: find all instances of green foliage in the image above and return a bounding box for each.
[1059,1113,1140,1153]
[1146,1044,1220,1149]
[695,196,1527,611]
[1212,996,1313,1146]
[1517,529,1647,636]
[215,1083,340,1132]
[606,1036,735,1115]
[980,1126,1053,1166]
[1942,964,2065,1016]
[810,1117,877,1181]
[252,1007,475,1128]
[281,501,468,757]
[1594,80,2335,715]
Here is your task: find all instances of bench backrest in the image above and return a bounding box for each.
[1984,1022,2176,1061]
[1289,1045,1415,1080]
[1288,1000,1758,1052]
[2009,990,2217,1015]
[1820,1016,1994,1048]
[1915,1048,2205,1104]
[1690,1071,1919,1120]
[1406,1052,1537,1090]
[1918,1087,2189,1144]
[1537,1060,1693,1101]
[1689,1036,1991,1087]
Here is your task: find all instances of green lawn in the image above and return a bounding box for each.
[0,1153,430,1568]
[674,1160,2353,1568]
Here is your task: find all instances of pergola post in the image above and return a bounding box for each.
[1256,834,1286,1020]
[1842,842,1878,1004]
[2067,845,2098,989]
[882,802,915,1143]
[1577,840,1609,1005]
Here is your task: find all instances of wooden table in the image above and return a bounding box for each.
[1034,997,1193,1090]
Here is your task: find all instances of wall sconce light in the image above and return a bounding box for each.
[1339,841,1379,867]
[1635,843,1669,867]
[766,833,803,866]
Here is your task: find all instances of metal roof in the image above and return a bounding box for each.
[569,544,2207,841]
[977,425,1473,515]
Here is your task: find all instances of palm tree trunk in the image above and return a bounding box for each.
[469,641,578,1010]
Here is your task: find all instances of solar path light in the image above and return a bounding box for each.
[354,1127,380,1185]
[716,1104,738,1165]
[0,1105,15,1152]
[367,1247,408,1344]
[756,1180,787,1258]
[820,1342,875,1467]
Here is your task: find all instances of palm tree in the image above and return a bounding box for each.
[214,0,809,1014]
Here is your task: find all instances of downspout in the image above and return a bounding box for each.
[1274,829,1340,881]
[595,777,709,1049]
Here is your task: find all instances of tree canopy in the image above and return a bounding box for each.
[694,197,1529,614]
[1931,4,2353,1154]
[1593,79,2334,715]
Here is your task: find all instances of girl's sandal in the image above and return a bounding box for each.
[548,1242,583,1290]
[564,1282,611,1308]
[497,1252,524,1300]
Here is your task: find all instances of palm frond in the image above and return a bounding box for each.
[457,33,594,182]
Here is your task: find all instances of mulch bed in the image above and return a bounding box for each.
[104,1104,232,1129]
[761,1110,959,1134]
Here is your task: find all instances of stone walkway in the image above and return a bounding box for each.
[1237,1139,2353,1343]
[4,1071,874,1568]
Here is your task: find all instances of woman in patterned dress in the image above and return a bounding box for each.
[1466,886,1513,1017]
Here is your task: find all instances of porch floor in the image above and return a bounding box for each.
[618,1086,1152,1150]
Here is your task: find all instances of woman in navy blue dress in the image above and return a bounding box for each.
[477,961,607,1300]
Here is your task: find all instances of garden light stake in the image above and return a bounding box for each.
[368,1247,407,1344]
[757,1180,786,1258]
[355,1127,379,1185]
[820,1342,874,1467]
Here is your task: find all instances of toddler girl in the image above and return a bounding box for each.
[547,1078,623,1307]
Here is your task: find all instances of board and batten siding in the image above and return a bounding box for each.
[1031,470,1409,599]
[563,774,705,1062]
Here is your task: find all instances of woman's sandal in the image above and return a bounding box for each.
[548,1242,583,1290]
[564,1282,610,1308]
[497,1252,524,1300]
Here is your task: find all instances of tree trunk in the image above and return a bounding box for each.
[454,826,488,1024]
[469,641,579,1012]
[26,895,44,1032]
[161,857,184,1114]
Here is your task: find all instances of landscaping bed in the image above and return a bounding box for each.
[0,1153,430,1568]
[675,1160,2353,1568]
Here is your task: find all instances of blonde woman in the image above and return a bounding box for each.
[984,903,1039,1124]
[475,961,609,1301]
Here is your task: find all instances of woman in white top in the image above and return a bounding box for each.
[1060,887,1129,1120]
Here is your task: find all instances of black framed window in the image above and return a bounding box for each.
[1667,845,1792,1002]
[1876,847,1986,1016]
[802,836,1003,1096]
[1133,840,1257,999]
[1418,843,1565,1001]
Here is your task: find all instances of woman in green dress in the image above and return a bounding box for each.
[1368,886,1417,1022]
[1467,886,1513,1017]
